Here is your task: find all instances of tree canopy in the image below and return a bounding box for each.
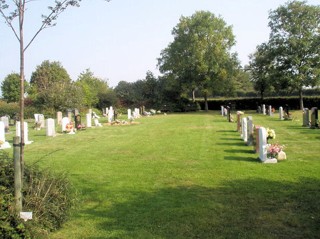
[1,73,29,103]
[158,10,239,110]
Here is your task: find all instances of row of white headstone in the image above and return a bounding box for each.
[238,113,284,164]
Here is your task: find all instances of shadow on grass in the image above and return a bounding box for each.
[81,178,320,239]
[224,156,258,162]
[224,149,255,154]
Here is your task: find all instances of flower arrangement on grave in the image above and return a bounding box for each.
[266,143,285,159]
[65,122,74,132]
[266,128,276,141]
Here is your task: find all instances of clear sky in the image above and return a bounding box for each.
[0,0,319,88]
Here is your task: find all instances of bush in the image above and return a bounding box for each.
[0,151,76,238]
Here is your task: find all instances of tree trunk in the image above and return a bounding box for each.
[19,0,25,184]
[299,88,304,110]
[192,89,195,102]
[204,92,208,112]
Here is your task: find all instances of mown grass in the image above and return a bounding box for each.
[9,111,320,238]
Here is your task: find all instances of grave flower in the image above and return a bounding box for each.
[266,128,276,140]
[266,143,285,159]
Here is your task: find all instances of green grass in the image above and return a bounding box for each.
[9,111,320,238]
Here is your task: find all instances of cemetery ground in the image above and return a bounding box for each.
[7,111,320,238]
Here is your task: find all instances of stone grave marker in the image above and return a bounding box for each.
[241,117,247,143]
[310,107,318,128]
[1,116,9,133]
[94,118,102,127]
[221,106,224,116]
[86,113,92,128]
[38,114,45,128]
[108,107,114,123]
[236,111,243,132]
[0,121,11,149]
[258,127,267,162]
[16,122,33,144]
[62,117,70,132]
[247,116,254,146]
[279,107,284,120]
[57,111,62,125]
[254,125,261,153]
[75,115,81,129]
[262,104,266,115]
[302,108,309,127]
[128,109,132,120]
[268,105,272,116]
[46,118,55,137]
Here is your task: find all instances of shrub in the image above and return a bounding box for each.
[0,151,76,238]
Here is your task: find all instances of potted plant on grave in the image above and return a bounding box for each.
[266,128,276,143]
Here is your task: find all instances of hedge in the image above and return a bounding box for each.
[197,96,320,111]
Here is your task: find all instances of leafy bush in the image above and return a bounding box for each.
[0,151,76,238]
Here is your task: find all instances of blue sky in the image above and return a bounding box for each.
[0,0,319,88]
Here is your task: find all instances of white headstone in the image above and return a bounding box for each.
[38,114,45,128]
[241,117,248,142]
[221,106,224,116]
[279,107,284,120]
[262,104,266,115]
[247,116,253,146]
[108,108,114,123]
[1,116,9,128]
[86,113,92,128]
[0,121,11,149]
[128,109,132,120]
[258,127,267,162]
[277,151,287,161]
[268,105,272,116]
[46,118,55,137]
[16,122,33,144]
[57,111,63,125]
[94,118,102,127]
[62,117,70,132]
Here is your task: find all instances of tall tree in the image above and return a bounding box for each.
[1,73,28,103]
[29,60,72,111]
[247,43,274,100]
[268,0,320,109]
[158,11,237,111]
[76,69,109,108]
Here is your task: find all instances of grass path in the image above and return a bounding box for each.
[22,111,320,238]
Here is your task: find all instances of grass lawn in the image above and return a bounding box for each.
[13,111,320,238]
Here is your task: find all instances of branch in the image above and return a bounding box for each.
[0,3,20,42]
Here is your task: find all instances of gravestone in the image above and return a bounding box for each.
[268,105,272,116]
[226,106,231,122]
[237,112,241,132]
[279,107,284,120]
[310,107,318,128]
[38,114,45,128]
[0,121,11,149]
[62,117,70,132]
[86,113,92,128]
[57,111,62,125]
[75,115,81,129]
[257,105,261,114]
[254,126,261,153]
[94,118,102,127]
[221,106,224,116]
[74,108,79,116]
[258,127,267,162]
[108,107,114,123]
[262,104,266,115]
[241,117,247,143]
[67,111,72,122]
[259,127,277,163]
[246,116,254,146]
[88,108,93,115]
[134,108,140,119]
[46,118,55,137]
[1,116,9,133]
[128,109,132,120]
[277,151,287,161]
[302,108,309,127]
[16,122,33,144]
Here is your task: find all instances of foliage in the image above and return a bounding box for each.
[0,150,76,238]
[29,60,77,112]
[1,73,29,103]
[0,151,31,239]
[76,69,109,108]
[158,11,238,110]
[0,100,19,118]
[267,0,320,109]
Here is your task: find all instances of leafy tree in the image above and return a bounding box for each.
[267,0,320,109]
[1,73,29,103]
[29,60,73,112]
[247,43,274,100]
[76,69,109,108]
[158,11,237,111]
